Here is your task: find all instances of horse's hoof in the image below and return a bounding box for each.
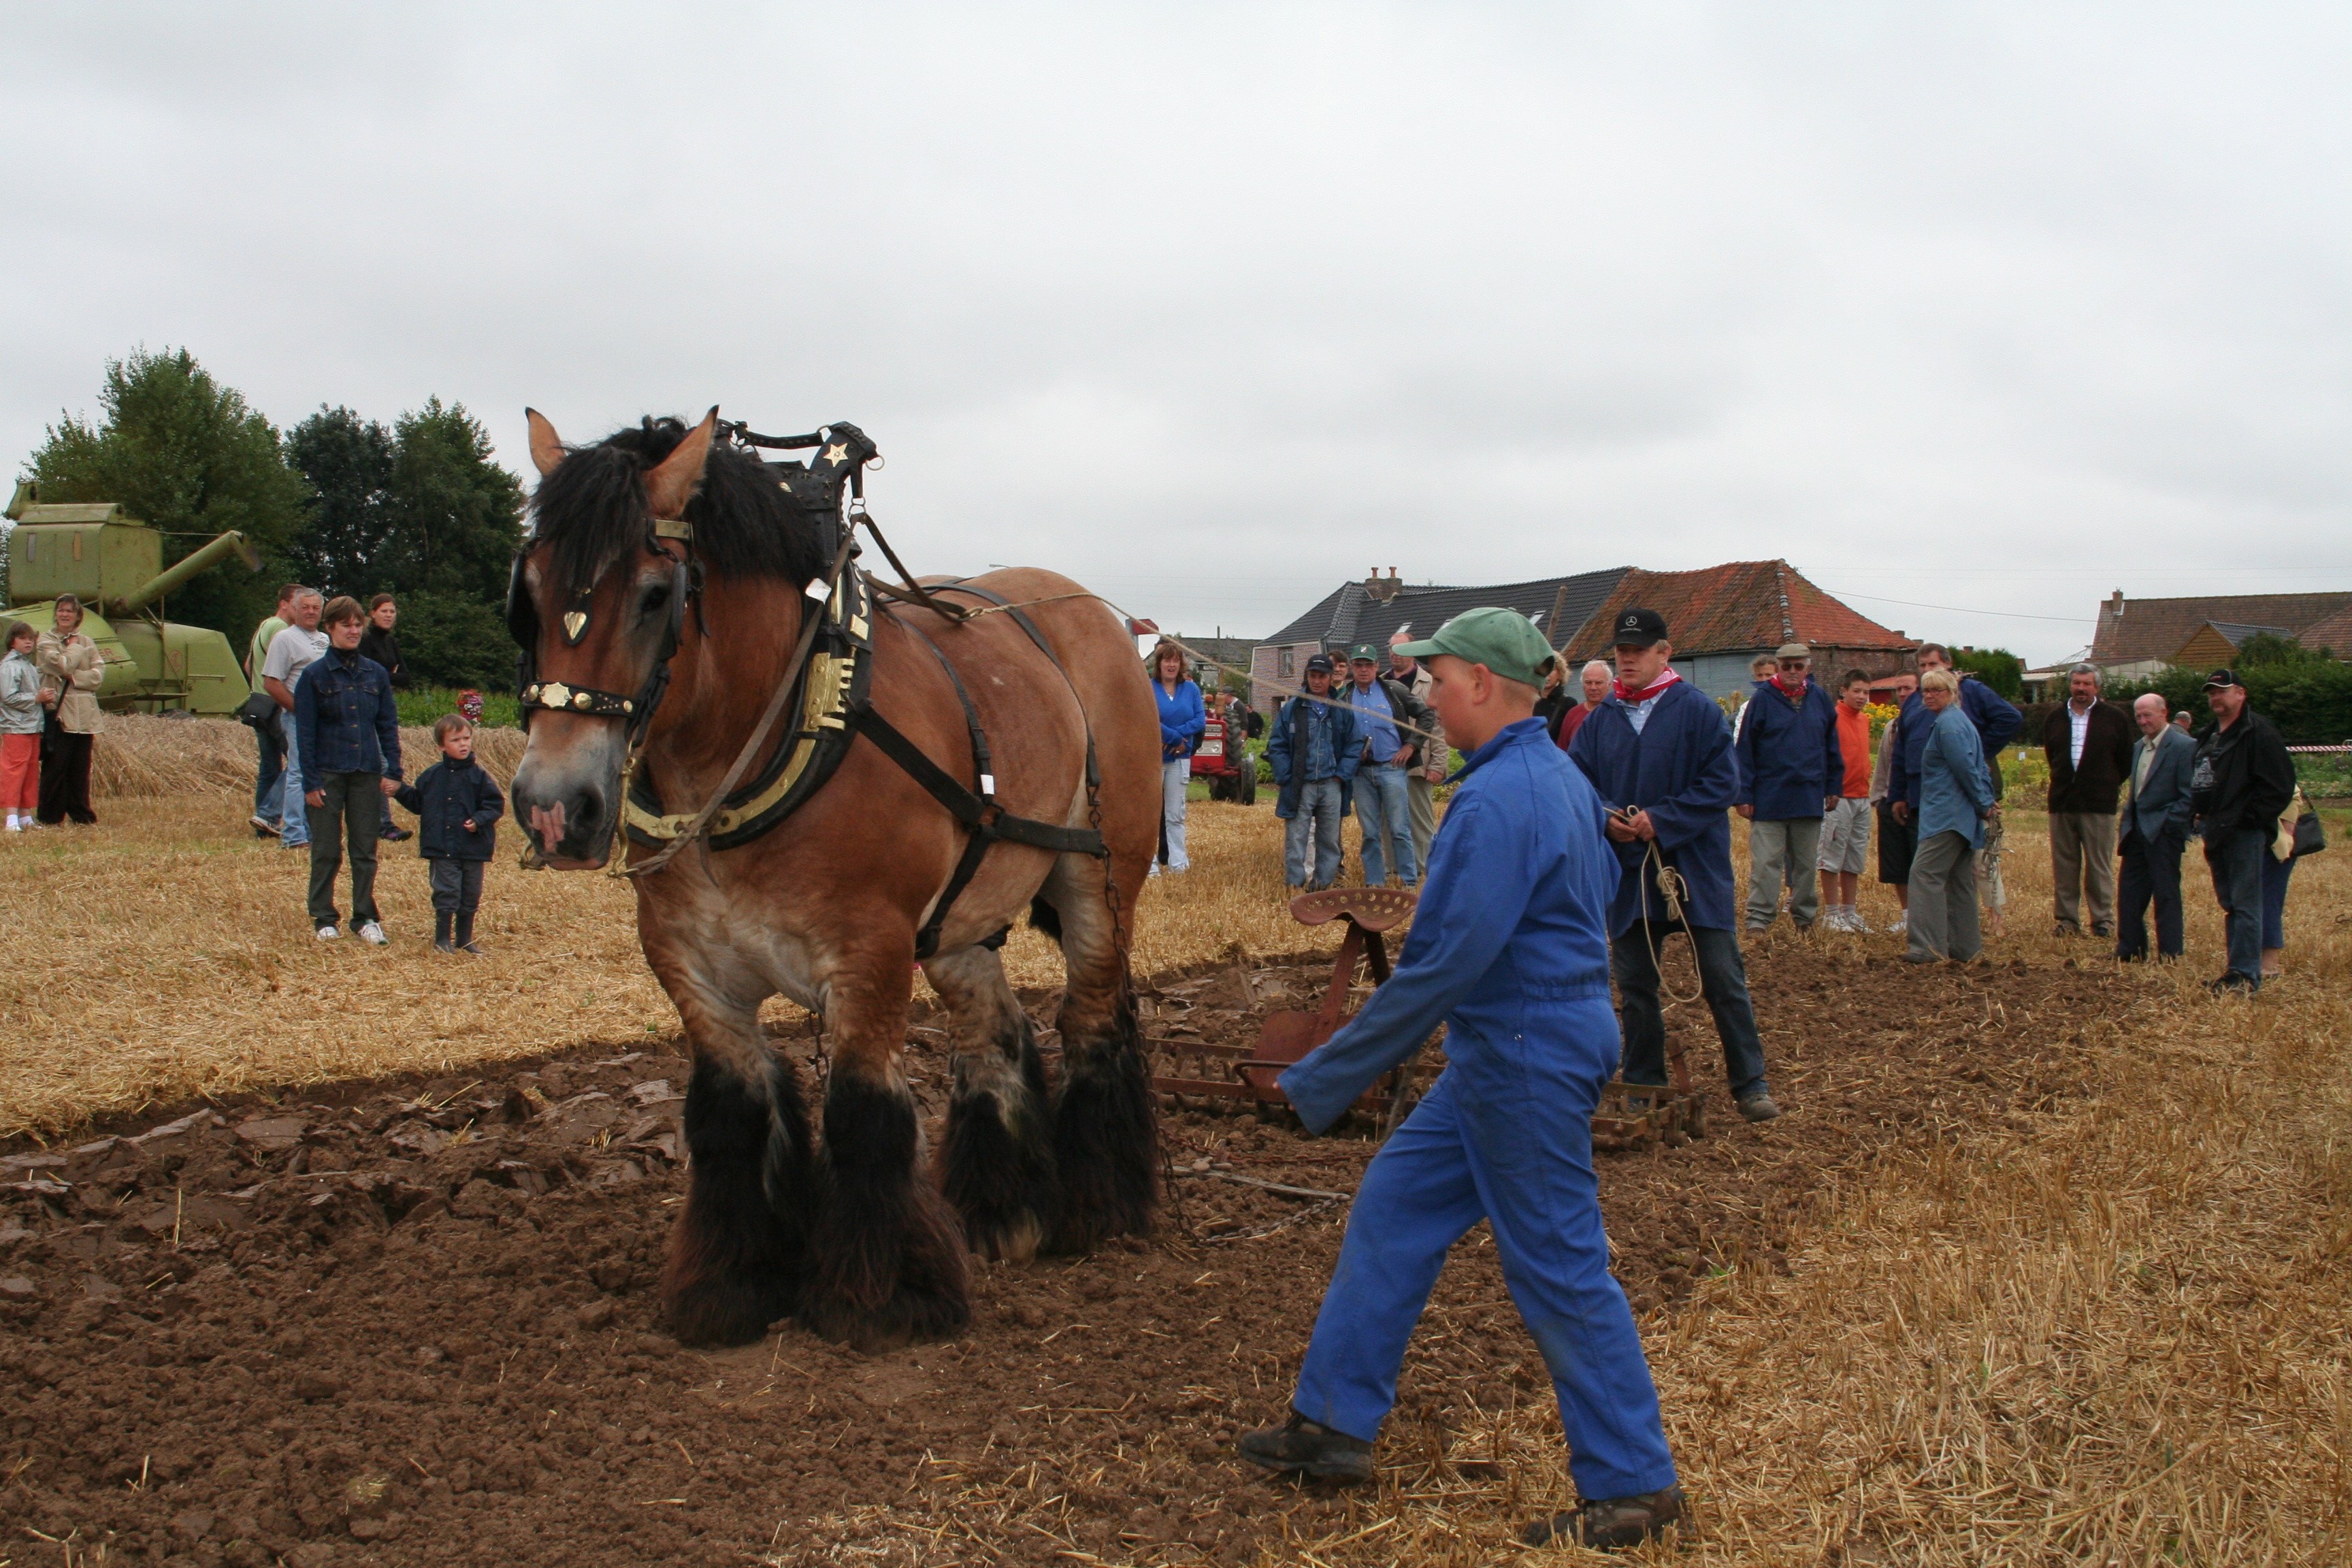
[962,1209,1046,1264]
[662,1274,786,1348]
[802,1280,970,1354]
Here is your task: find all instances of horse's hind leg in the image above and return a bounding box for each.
[661,991,813,1347]
[1038,854,1158,1252]
[924,944,1057,1260]
[802,960,970,1352]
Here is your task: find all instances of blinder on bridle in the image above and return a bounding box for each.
[509,514,697,743]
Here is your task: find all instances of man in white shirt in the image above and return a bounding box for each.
[261,589,329,852]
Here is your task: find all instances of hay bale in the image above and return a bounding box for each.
[91,714,526,799]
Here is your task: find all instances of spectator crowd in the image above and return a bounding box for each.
[1243,610,2318,998]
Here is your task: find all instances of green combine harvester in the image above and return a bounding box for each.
[4,480,264,715]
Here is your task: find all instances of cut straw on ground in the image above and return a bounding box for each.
[7,715,2347,1563]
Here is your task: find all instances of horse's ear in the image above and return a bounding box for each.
[646,406,720,520]
[525,408,566,478]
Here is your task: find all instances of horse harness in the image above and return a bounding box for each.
[510,445,1107,960]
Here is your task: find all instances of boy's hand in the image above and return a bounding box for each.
[463,819,477,832]
[304,789,325,808]
[380,776,399,796]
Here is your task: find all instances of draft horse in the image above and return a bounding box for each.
[507,408,1160,1351]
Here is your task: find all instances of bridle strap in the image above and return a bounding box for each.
[620,521,863,879]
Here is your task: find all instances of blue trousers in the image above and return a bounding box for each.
[1292,1002,1678,1502]
[2261,851,2293,951]
[276,712,310,848]
[2204,827,2265,986]
[253,719,284,819]
[1354,762,1417,885]
[2116,825,2185,960]
[1283,777,1345,888]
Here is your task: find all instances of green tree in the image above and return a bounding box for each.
[24,348,306,636]
[1951,646,2024,699]
[2234,631,2332,668]
[284,406,395,599]
[370,399,525,689]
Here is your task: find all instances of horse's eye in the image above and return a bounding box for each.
[639,582,671,619]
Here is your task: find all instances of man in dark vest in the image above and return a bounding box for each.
[1569,608,1780,1124]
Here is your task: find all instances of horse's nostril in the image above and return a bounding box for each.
[574,795,601,828]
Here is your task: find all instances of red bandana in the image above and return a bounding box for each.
[1776,674,1808,699]
[1616,668,1681,704]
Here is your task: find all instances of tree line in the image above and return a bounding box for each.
[17,348,524,689]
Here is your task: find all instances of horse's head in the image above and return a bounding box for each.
[506,407,717,868]
[508,406,834,870]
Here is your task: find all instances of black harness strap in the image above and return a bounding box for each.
[858,604,1106,961]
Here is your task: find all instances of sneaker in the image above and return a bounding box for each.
[1847,909,1874,933]
[283,840,310,852]
[3,819,18,834]
[1521,1485,1684,1549]
[316,925,340,941]
[250,814,280,836]
[2206,973,2256,995]
[380,826,412,842]
[1236,1411,1373,1484]
[1736,1093,1782,1123]
[357,921,388,947]
[1887,913,1907,935]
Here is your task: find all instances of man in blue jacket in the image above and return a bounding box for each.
[1886,643,2023,834]
[1569,608,1780,1124]
[1266,655,1361,892]
[294,595,403,945]
[1733,641,1842,933]
[1239,608,1683,1552]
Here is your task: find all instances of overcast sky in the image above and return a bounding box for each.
[5,5,2347,664]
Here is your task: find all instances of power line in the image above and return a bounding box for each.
[1818,588,2092,624]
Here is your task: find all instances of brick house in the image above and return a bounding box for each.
[2089,589,2352,682]
[1559,559,1918,698]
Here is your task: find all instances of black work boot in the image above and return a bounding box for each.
[1236,1412,1373,1483]
[433,910,454,952]
[1521,1484,1684,1550]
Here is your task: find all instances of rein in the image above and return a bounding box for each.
[619,522,863,879]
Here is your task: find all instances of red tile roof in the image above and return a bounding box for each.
[1562,559,1915,659]
[2091,591,2352,665]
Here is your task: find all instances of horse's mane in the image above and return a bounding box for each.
[529,416,827,595]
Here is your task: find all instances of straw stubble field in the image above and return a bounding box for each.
[1,715,2346,1564]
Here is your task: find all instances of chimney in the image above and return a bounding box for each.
[1365,568,1403,603]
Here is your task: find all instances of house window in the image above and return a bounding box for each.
[1278,647,1294,679]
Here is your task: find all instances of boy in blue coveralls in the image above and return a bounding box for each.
[1237,608,1683,1552]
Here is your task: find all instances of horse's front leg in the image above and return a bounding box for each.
[657,981,815,1346]
[802,947,971,1352]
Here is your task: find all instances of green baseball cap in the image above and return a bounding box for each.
[1392,607,1557,686]
[1348,643,1380,662]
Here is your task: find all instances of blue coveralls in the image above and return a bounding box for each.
[1278,717,1678,1503]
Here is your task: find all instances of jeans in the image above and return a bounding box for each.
[2116,825,2185,960]
[2204,827,2265,985]
[1292,1042,1678,1502]
[1907,830,1980,962]
[276,713,310,849]
[253,719,284,820]
[1284,778,1345,889]
[1405,771,1437,873]
[1745,817,1822,929]
[1160,757,1192,872]
[2049,811,2119,934]
[307,771,384,928]
[2262,851,2294,952]
[1354,762,1416,885]
[1612,921,1768,1100]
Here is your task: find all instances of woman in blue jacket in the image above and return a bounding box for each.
[1147,641,1206,874]
[1907,668,1992,964]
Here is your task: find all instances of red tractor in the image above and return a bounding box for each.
[1191,702,1260,805]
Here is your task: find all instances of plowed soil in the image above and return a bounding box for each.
[1,941,2117,1567]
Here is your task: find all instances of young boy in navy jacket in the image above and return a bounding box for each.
[393,715,506,953]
